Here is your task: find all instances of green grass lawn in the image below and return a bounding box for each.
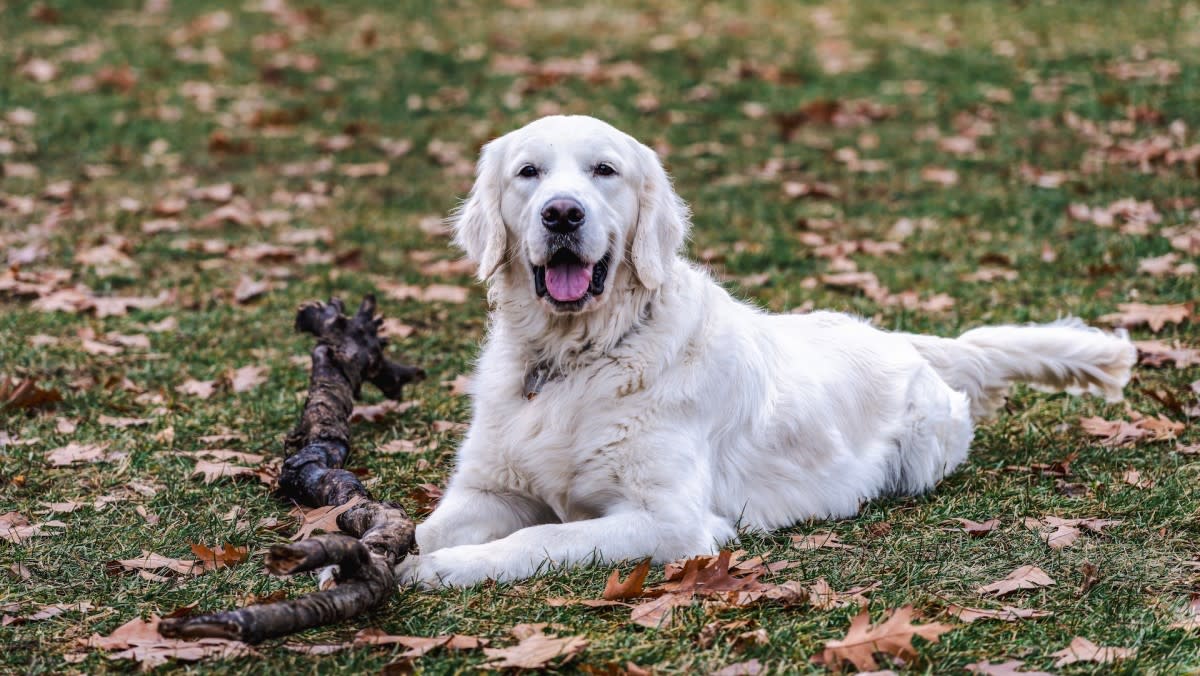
[2,0,1198,672]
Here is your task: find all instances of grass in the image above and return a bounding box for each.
[2,0,1198,672]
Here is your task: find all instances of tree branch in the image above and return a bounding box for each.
[160,295,423,644]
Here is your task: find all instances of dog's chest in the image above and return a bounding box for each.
[482,360,645,521]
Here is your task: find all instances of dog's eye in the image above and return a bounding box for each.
[518,164,539,178]
[593,162,617,177]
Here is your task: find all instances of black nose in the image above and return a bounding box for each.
[541,198,585,233]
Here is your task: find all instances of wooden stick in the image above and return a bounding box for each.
[160,296,422,643]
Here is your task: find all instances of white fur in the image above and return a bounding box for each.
[397,116,1137,588]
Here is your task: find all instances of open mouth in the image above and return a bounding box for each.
[533,249,610,309]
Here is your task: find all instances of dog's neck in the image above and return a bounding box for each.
[488,264,656,376]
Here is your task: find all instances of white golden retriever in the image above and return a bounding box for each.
[397,115,1136,588]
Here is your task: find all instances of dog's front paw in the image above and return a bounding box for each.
[395,545,500,589]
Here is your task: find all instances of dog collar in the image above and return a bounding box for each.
[522,362,561,400]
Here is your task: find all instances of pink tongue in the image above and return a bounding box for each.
[545,262,594,302]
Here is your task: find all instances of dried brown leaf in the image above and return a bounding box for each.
[948,518,1001,537]
[112,551,201,577]
[83,614,253,668]
[191,460,257,484]
[189,543,249,571]
[290,496,364,540]
[1135,340,1200,368]
[1099,302,1191,332]
[482,624,588,669]
[1050,636,1134,667]
[46,442,123,467]
[946,604,1052,623]
[792,531,853,550]
[1,377,63,411]
[815,606,954,671]
[350,399,418,423]
[976,565,1056,596]
[229,365,268,393]
[603,559,652,600]
[176,378,218,399]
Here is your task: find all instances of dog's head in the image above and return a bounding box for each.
[453,115,689,314]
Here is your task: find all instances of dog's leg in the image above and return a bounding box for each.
[398,509,724,588]
[414,483,552,554]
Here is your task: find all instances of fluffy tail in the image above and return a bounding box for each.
[904,318,1137,419]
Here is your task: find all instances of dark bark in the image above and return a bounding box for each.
[159,296,422,644]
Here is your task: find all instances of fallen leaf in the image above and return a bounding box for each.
[376,439,427,454]
[233,276,270,304]
[136,505,160,525]
[380,317,415,338]
[111,551,201,577]
[482,624,588,669]
[921,167,959,186]
[1135,340,1200,368]
[783,181,840,199]
[807,579,878,610]
[176,378,218,399]
[976,565,1055,596]
[189,183,235,203]
[418,257,476,278]
[1099,302,1191,332]
[1080,413,1183,446]
[229,365,268,393]
[603,559,652,600]
[946,604,1052,623]
[81,337,123,355]
[1022,516,1122,550]
[432,420,468,434]
[290,496,364,540]
[98,415,151,428]
[0,511,63,543]
[46,442,123,467]
[627,590,693,629]
[379,281,470,304]
[84,614,253,668]
[948,518,1001,537]
[1050,636,1134,667]
[179,449,266,464]
[815,606,954,672]
[1,377,63,411]
[353,628,485,658]
[191,460,258,484]
[40,501,85,514]
[407,483,444,514]
[1,601,94,626]
[189,543,249,571]
[962,267,1018,283]
[350,399,418,422]
[1122,469,1153,489]
[339,161,389,178]
[792,531,853,550]
[20,57,58,83]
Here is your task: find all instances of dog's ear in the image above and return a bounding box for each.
[452,137,508,281]
[631,142,690,290]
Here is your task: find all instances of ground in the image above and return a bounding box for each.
[2,0,1198,673]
